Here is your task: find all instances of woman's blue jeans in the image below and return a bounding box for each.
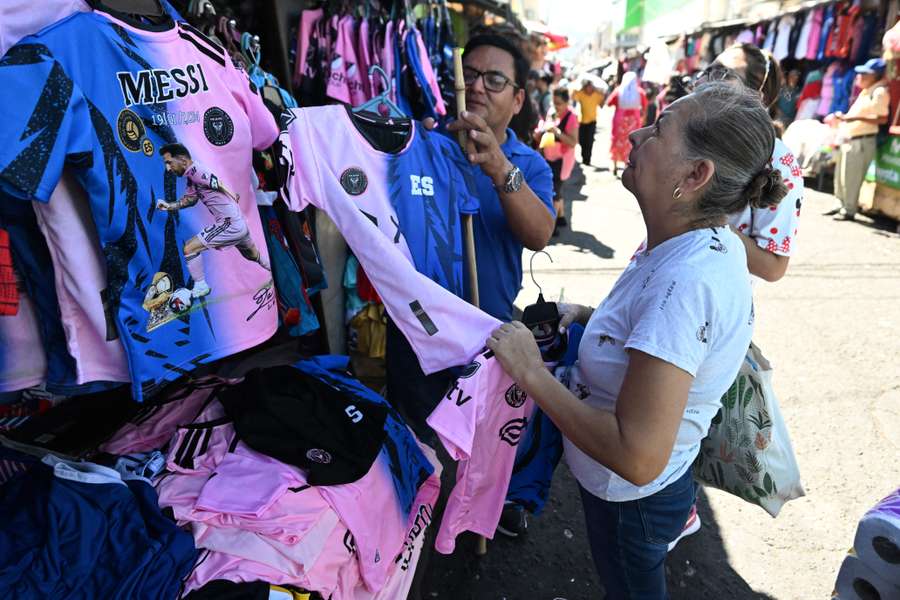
[578,468,697,599]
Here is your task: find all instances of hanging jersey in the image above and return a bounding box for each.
[0,10,280,401]
[278,108,526,554]
[277,106,494,369]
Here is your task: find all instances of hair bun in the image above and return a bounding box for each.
[746,166,788,209]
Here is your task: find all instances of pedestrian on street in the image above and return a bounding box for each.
[485,82,788,600]
[539,89,579,236]
[695,42,802,283]
[776,69,802,127]
[607,71,647,176]
[533,71,553,120]
[572,79,605,166]
[825,58,890,221]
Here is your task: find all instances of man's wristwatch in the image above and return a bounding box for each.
[501,165,524,194]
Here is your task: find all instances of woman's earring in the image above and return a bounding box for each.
[672,186,684,200]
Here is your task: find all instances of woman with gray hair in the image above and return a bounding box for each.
[485,82,787,599]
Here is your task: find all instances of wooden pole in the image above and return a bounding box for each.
[453,48,480,311]
[454,46,487,557]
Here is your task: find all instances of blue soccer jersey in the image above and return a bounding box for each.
[0,9,279,400]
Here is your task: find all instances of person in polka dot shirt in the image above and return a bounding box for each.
[702,44,802,282]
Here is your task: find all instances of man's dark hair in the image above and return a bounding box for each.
[160,143,190,159]
[553,88,569,103]
[540,72,554,86]
[463,33,530,90]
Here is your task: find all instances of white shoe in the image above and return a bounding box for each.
[668,504,701,552]
[191,281,211,299]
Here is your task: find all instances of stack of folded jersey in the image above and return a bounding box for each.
[97,360,439,599]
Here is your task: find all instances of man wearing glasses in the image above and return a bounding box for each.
[446,33,556,323]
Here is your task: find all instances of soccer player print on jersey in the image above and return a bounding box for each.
[154,143,271,308]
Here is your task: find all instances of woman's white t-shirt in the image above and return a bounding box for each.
[564,227,753,502]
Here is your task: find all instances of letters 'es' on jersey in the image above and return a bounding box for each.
[0,9,279,401]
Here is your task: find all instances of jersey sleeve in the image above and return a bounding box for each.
[224,58,279,151]
[520,154,555,217]
[185,163,218,190]
[748,139,803,257]
[433,132,479,215]
[0,47,92,202]
[624,265,714,378]
[276,110,321,212]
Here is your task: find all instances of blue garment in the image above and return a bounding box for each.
[506,323,582,514]
[579,468,696,600]
[258,205,319,337]
[293,356,434,516]
[817,5,834,61]
[0,12,279,401]
[853,13,879,65]
[829,67,855,115]
[405,27,440,120]
[463,129,555,321]
[0,455,197,599]
[387,122,478,296]
[0,197,121,395]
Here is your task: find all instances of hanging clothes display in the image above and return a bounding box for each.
[0,10,281,401]
[291,4,449,121]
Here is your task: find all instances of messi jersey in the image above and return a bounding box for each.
[0,10,280,401]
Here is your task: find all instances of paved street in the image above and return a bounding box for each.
[423,113,900,599]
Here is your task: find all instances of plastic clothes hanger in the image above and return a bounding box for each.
[521,251,567,362]
[352,65,406,118]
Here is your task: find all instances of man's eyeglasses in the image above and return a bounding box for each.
[462,66,519,93]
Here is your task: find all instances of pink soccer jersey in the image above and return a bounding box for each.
[277,105,499,372]
[278,107,529,556]
[427,349,532,553]
[98,380,220,455]
[0,280,47,392]
[32,173,130,384]
[0,9,281,401]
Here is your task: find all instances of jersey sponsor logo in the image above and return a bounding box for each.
[458,361,481,379]
[409,175,434,196]
[345,404,363,423]
[305,448,333,464]
[116,63,209,106]
[340,167,368,195]
[504,383,527,408]
[116,108,146,152]
[203,107,234,146]
[499,417,527,446]
[445,380,472,407]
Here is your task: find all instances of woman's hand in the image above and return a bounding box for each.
[557,303,593,332]
[486,322,545,383]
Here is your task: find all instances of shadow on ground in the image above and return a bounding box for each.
[549,164,616,260]
[421,465,775,599]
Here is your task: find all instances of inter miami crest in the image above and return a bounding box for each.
[305,448,332,464]
[340,167,368,195]
[203,107,234,146]
[499,417,527,446]
[116,108,146,152]
[504,383,527,408]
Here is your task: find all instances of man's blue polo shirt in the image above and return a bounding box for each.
[463,129,554,321]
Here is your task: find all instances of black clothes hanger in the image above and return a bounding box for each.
[349,65,412,154]
[521,251,567,362]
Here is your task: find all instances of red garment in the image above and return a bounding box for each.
[0,229,18,316]
[356,263,381,303]
[798,79,823,104]
[827,2,858,58]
